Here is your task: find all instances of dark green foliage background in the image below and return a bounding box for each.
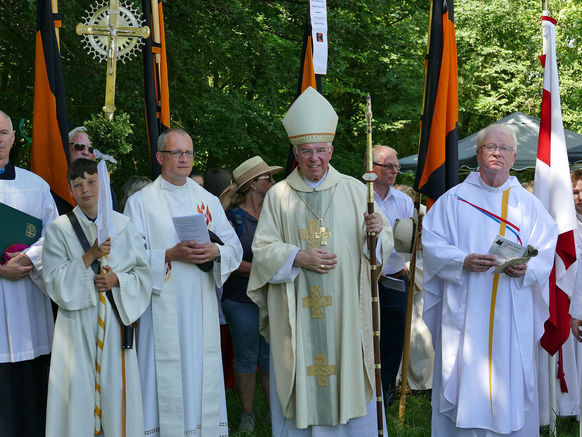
[2,0,582,192]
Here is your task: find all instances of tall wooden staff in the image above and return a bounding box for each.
[363,95,383,436]
[398,192,421,422]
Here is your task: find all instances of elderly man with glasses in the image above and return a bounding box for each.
[124,128,242,437]
[370,145,414,408]
[422,124,558,436]
[248,87,393,436]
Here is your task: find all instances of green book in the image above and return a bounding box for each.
[0,202,43,256]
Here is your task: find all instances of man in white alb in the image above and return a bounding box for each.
[423,124,558,436]
[0,109,58,436]
[124,128,242,437]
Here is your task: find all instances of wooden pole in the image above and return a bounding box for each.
[398,0,434,422]
[51,0,60,50]
[398,191,421,422]
[364,96,384,436]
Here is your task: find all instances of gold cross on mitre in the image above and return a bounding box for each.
[77,0,150,119]
[299,219,331,248]
[307,354,336,387]
[302,285,332,319]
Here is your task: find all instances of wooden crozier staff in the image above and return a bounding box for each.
[362,95,384,436]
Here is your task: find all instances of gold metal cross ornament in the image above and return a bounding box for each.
[77,0,150,119]
[299,219,331,248]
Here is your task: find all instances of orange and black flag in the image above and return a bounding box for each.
[143,0,170,179]
[31,0,74,209]
[414,0,459,209]
[285,4,323,175]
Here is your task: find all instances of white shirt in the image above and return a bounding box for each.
[374,187,413,275]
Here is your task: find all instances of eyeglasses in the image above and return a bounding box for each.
[373,162,400,171]
[160,150,195,159]
[256,174,274,181]
[479,144,515,154]
[297,147,329,158]
[71,143,94,154]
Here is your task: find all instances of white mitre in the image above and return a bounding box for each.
[282,86,338,146]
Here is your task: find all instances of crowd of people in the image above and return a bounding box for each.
[2,85,582,437]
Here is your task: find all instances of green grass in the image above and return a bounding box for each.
[226,384,581,436]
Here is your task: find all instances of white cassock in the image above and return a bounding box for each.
[124,177,242,437]
[0,166,57,363]
[43,208,153,437]
[423,172,558,436]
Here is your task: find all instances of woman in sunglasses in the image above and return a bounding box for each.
[219,156,282,433]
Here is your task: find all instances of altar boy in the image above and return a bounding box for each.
[43,158,153,437]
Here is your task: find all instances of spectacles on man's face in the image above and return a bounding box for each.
[160,150,195,159]
[373,162,400,172]
[297,147,329,158]
[256,174,274,182]
[71,143,94,154]
[479,144,515,154]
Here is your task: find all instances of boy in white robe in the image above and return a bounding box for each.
[43,158,153,437]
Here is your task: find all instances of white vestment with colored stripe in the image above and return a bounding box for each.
[423,173,558,436]
[43,208,153,437]
[124,177,242,437]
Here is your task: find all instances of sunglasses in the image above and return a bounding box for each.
[71,143,94,154]
[256,174,274,181]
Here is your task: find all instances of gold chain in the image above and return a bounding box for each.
[293,185,338,226]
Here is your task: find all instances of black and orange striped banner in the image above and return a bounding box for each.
[31,0,73,209]
[285,4,323,176]
[414,0,459,209]
[143,0,170,179]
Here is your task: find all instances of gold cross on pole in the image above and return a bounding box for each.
[76,0,150,119]
[307,354,336,387]
[302,285,332,319]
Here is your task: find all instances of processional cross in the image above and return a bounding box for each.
[77,0,150,119]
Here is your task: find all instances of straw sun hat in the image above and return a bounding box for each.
[219,156,282,209]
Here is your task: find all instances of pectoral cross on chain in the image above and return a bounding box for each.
[76,0,150,119]
[315,220,331,246]
[299,219,331,248]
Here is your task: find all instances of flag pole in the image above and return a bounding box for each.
[543,5,557,434]
[51,0,59,49]
[398,0,435,422]
[398,192,421,422]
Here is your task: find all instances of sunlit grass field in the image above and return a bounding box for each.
[225,384,580,436]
